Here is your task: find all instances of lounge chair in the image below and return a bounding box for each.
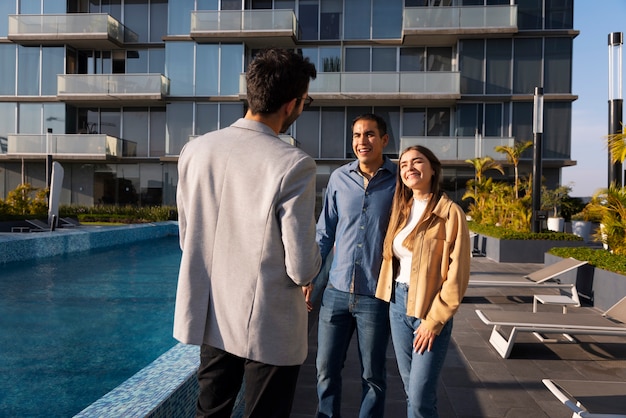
[26,219,52,232]
[475,296,626,358]
[60,217,80,227]
[468,257,588,289]
[542,378,626,417]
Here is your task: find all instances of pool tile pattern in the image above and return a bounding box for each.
[74,343,200,418]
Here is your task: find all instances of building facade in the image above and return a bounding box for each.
[0,0,576,206]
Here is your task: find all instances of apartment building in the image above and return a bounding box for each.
[0,0,576,206]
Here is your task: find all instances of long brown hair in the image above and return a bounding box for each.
[382,145,443,260]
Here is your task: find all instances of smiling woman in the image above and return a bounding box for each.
[0,229,181,417]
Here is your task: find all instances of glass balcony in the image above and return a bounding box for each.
[5,134,137,158]
[403,5,517,42]
[8,14,137,48]
[57,74,169,102]
[400,136,515,161]
[191,10,298,46]
[239,72,460,98]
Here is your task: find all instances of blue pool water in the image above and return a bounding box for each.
[0,236,181,417]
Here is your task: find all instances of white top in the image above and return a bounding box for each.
[393,197,428,285]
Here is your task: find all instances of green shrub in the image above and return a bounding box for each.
[548,247,626,275]
[468,221,583,241]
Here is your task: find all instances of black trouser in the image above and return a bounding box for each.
[196,344,301,418]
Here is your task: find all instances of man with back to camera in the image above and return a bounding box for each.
[174,48,321,418]
[305,113,397,417]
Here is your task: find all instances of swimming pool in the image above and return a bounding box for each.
[0,235,181,417]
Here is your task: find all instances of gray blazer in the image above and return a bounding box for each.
[174,118,321,366]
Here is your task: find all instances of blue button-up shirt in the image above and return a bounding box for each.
[316,157,397,296]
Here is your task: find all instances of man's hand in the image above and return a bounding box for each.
[302,284,314,312]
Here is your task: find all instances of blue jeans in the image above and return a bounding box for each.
[316,286,390,418]
[389,283,452,418]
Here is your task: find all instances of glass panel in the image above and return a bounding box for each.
[197,0,218,9]
[546,0,573,29]
[344,0,370,40]
[294,110,319,158]
[149,48,165,73]
[219,103,243,127]
[196,103,218,135]
[18,103,41,134]
[196,45,219,96]
[517,0,542,30]
[220,44,243,95]
[403,108,426,136]
[168,0,194,35]
[166,42,194,96]
[400,48,424,71]
[43,0,65,13]
[42,47,64,96]
[544,38,572,94]
[455,104,479,137]
[426,47,452,71]
[149,107,166,156]
[123,107,149,157]
[321,107,344,158]
[0,44,16,95]
[513,38,542,95]
[100,108,120,137]
[275,0,295,10]
[320,0,341,40]
[0,103,17,141]
[372,0,401,39]
[139,163,162,205]
[166,102,193,155]
[19,0,39,14]
[102,0,122,21]
[150,0,168,42]
[486,39,511,94]
[345,48,370,72]
[221,0,242,10]
[372,48,396,71]
[251,0,272,9]
[0,1,17,37]
[320,47,341,72]
[124,0,148,43]
[17,46,40,96]
[43,103,65,135]
[127,49,148,73]
[512,102,532,152]
[459,40,483,94]
[427,108,450,136]
[374,106,400,156]
[484,103,502,137]
[299,1,319,41]
[543,102,571,159]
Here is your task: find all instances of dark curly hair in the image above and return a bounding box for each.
[246,48,317,115]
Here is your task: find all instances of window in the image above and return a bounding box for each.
[0,1,16,37]
[168,0,194,35]
[196,45,219,96]
[42,47,64,96]
[149,108,166,156]
[123,107,149,157]
[372,0,402,39]
[546,0,573,29]
[320,0,341,40]
[427,108,450,136]
[513,38,542,95]
[544,38,572,94]
[0,44,16,95]
[400,48,424,71]
[294,109,320,158]
[427,47,452,71]
[543,102,571,159]
[372,48,396,72]
[299,0,319,41]
[517,0,542,30]
[125,0,148,42]
[165,42,194,96]
[403,108,426,136]
[150,0,168,42]
[321,107,345,158]
[17,46,40,96]
[486,39,511,94]
[344,0,370,40]
[459,40,484,94]
[166,102,193,155]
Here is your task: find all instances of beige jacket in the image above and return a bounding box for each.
[174,118,321,366]
[375,193,470,334]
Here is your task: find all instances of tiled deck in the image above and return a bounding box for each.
[292,257,626,418]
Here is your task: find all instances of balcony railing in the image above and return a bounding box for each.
[240,72,460,97]
[400,136,515,161]
[191,10,298,46]
[7,14,137,48]
[403,5,517,38]
[57,74,169,101]
[5,134,136,158]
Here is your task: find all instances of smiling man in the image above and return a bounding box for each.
[311,113,397,417]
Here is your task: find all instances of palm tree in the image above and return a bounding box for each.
[495,140,533,199]
[607,122,626,166]
[465,156,504,184]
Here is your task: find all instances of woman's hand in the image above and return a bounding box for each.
[413,324,436,354]
[302,284,314,312]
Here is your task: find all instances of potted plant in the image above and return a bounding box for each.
[586,186,626,253]
[570,211,593,242]
[542,185,572,232]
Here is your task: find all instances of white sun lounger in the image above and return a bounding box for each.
[475,296,626,358]
[469,257,588,289]
[542,379,626,417]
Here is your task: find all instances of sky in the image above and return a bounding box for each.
[563,0,626,196]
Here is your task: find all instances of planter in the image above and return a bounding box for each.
[547,217,565,232]
[545,253,626,311]
[571,220,592,242]
[477,234,586,263]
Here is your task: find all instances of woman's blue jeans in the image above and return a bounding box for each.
[389,282,452,418]
[316,286,390,418]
